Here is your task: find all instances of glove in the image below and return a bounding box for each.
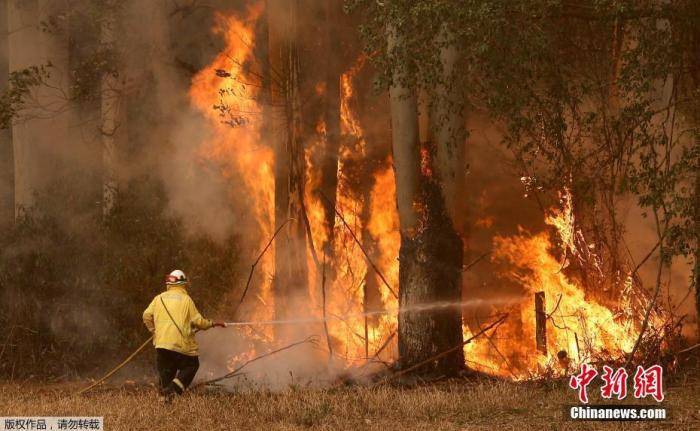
[212,321,226,328]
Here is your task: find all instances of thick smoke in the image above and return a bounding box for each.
[0,0,696,384]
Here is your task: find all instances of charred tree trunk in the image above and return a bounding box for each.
[397,181,464,375]
[319,0,341,259]
[432,25,466,320]
[389,21,464,376]
[535,291,547,355]
[270,0,308,325]
[0,0,13,227]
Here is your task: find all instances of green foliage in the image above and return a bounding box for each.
[1,1,124,128]
[0,65,51,130]
[348,0,699,278]
[42,0,122,103]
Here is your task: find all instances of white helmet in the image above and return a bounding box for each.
[165,269,188,285]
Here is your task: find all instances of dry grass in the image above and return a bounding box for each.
[0,379,697,430]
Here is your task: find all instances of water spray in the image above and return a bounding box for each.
[74,296,522,396]
[222,297,524,327]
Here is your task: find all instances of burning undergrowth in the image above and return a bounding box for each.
[463,191,674,380]
[184,4,677,387]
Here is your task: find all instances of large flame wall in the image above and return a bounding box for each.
[188,5,666,381]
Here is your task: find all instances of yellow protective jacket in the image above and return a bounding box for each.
[142,285,213,356]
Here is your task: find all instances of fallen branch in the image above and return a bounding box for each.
[475,315,517,380]
[232,218,293,317]
[374,314,508,386]
[461,252,491,272]
[197,336,317,387]
[319,192,398,299]
[630,233,666,279]
[545,293,563,318]
[346,331,396,382]
[625,212,666,369]
[675,343,700,355]
[373,331,396,359]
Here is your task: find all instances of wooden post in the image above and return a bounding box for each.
[535,291,547,355]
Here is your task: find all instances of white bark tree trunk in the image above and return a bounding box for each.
[433,27,466,227]
[387,23,421,235]
[8,0,70,218]
[100,2,124,218]
[389,20,464,375]
[8,0,39,216]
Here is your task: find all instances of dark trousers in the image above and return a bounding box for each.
[156,348,199,395]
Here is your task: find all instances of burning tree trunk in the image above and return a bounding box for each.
[269,0,309,325]
[535,291,547,355]
[319,0,342,260]
[388,21,464,375]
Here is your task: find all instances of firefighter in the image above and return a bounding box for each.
[142,269,225,402]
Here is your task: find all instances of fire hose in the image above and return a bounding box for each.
[72,319,332,396]
[75,218,388,396]
[74,300,513,396]
[73,314,382,396]
[75,336,153,396]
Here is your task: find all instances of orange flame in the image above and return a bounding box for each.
[189,5,275,338]
[190,5,666,380]
[464,189,666,379]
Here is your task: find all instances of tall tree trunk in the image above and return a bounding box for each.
[100,0,124,218]
[319,0,341,260]
[8,0,70,218]
[0,0,13,227]
[387,27,420,235]
[269,0,308,327]
[431,27,466,366]
[433,29,466,227]
[389,20,464,375]
[8,0,40,217]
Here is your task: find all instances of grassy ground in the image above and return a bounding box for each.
[0,378,697,430]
